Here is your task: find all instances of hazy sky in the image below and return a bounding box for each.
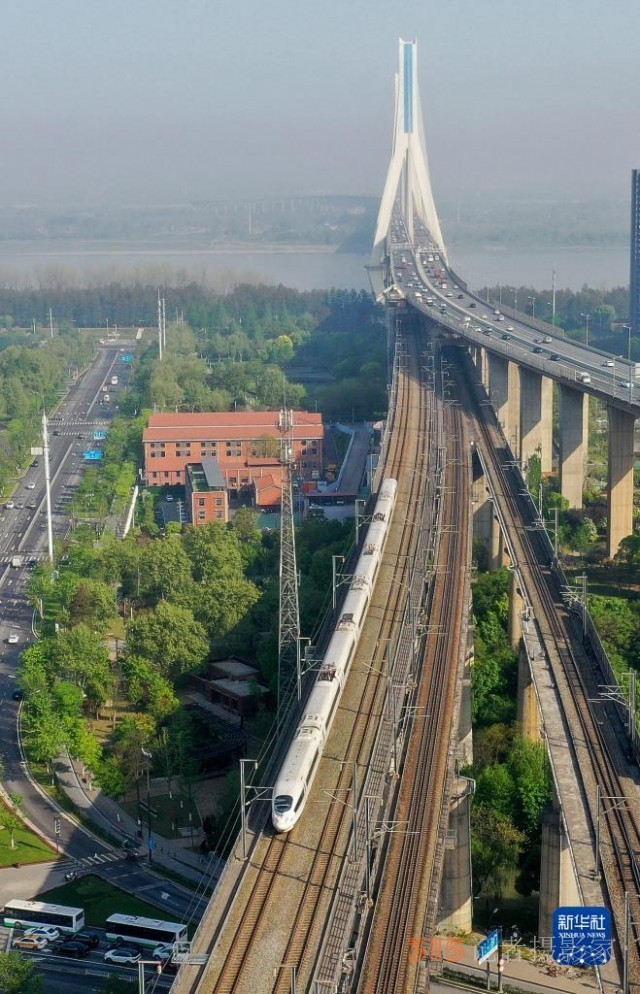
[4,0,638,206]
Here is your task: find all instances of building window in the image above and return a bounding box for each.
[198,498,205,507]
[215,498,223,506]
[164,472,169,479]
[215,511,223,519]
[198,511,206,520]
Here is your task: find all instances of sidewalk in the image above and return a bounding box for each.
[54,752,222,889]
[431,936,604,994]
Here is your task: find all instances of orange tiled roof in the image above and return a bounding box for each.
[144,411,323,444]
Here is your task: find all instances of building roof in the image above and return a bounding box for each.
[210,659,260,680]
[186,458,226,492]
[144,411,323,444]
[201,458,226,489]
[254,474,282,506]
[210,678,268,699]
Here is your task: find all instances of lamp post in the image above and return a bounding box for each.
[332,555,345,610]
[623,323,632,364]
[580,312,590,348]
[239,759,258,859]
[141,748,153,862]
[274,963,297,994]
[137,959,162,993]
[354,498,366,546]
[528,296,536,320]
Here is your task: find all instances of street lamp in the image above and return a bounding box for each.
[332,554,346,610]
[239,759,258,859]
[580,312,590,348]
[141,748,153,862]
[137,959,162,993]
[528,296,536,320]
[274,963,297,994]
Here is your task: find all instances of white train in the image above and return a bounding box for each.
[272,478,398,832]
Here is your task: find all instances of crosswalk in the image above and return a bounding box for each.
[59,850,128,869]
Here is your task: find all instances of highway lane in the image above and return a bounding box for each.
[389,220,639,409]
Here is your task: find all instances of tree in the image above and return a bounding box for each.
[474,765,517,818]
[507,739,552,836]
[126,601,209,678]
[471,807,524,899]
[0,796,24,850]
[0,951,42,993]
[614,534,640,569]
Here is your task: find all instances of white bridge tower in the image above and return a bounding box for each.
[372,38,446,263]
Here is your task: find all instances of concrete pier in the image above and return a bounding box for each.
[439,778,473,931]
[519,369,553,472]
[538,803,581,939]
[516,646,542,741]
[508,570,523,650]
[607,405,636,558]
[559,385,587,508]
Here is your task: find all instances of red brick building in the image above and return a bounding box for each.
[143,412,324,499]
[184,459,229,525]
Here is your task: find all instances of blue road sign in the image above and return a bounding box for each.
[553,907,611,965]
[93,430,107,441]
[476,929,500,965]
[149,837,155,850]
[120,353,134,363]
[83,449,103,461]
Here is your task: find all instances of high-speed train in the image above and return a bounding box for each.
[272,478,398,832]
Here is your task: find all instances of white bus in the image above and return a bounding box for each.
[105,914,187,948]
[4,900,84,934]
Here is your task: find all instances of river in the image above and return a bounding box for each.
[0,240,629,293]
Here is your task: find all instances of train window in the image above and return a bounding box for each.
[273,795,293,814]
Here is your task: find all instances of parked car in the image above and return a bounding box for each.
[152,942,175,960]
[56,940,90,958]
[12,689,23,701]
[14,935,48,951]
[25,925,60,942]
[74,930,100,949]
[104,947,141,965]
[7,634,19,644]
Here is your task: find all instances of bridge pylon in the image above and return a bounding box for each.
[372,38,447,264]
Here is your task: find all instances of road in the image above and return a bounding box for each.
[389,215,639,406]
[0,346,121,859]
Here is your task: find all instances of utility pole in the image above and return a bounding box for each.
[157,293,163,360]
[162,296,167,351]
[48,308,54,339]
[551,265,556,326]
[277,408,300,729]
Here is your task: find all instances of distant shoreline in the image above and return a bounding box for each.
[0,241,340,257]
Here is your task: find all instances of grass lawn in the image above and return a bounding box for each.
[0,807,57,867]
[41,874,180,928]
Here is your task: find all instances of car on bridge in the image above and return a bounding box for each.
[603,360,614,367]
[533,346,543,354]
[550,353,561,361]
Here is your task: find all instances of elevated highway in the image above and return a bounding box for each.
[377,215,638,558]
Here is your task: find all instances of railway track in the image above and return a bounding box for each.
[357,344,472,992]
[188,321,436,994]
[454,344,638,990]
